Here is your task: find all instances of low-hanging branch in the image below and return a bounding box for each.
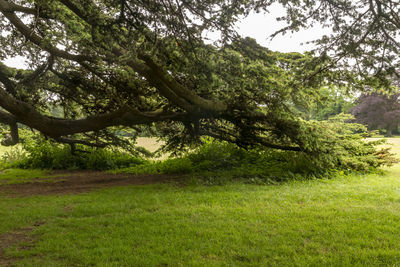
[0,0,397,167]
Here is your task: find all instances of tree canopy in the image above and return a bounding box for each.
[352,92,400,136]
[0,0,398,167]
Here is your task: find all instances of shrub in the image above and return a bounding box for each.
[118,158,193,175]
[2,116,396,185]
[117,128,397,184]
[187,140,245,170]
[3,136,146,170]
[1,146,27,166]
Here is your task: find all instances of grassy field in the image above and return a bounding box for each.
[1,139,400,266]
[136,137,164,152]
[0,169,52,185]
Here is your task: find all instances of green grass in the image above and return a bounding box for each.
[2,139,400,265]
[0,169,54,185]
[1,168,400,265]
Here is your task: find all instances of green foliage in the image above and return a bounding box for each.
[118,121,397,184]
[2,136,145,170]
[290,114,397,173]
[2,118,396,183]
[1,146,26,165]
[307,86,355,120]
[0,0,398,182]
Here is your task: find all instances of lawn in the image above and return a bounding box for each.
[1,139,400,266]
[0,169,53,185]
[136,137,164,153]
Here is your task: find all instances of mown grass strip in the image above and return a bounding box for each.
[0,169,56,185]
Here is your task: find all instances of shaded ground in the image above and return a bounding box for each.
[0,170,184,197]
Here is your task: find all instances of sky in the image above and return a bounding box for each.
[236,10,329,53]
[3,4,329,69]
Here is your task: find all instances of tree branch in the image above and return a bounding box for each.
[0,0,91,62]
[54,136,107,148]
[0,64,189,138]
[57,0,227,114]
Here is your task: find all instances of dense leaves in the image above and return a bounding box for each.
[307,86,354,121]
[270,0,400,87]
[0,0,397,173]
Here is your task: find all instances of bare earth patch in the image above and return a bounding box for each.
[0,171,184,197]
[0,222,45,266]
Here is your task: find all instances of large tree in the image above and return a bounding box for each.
[273,0,400,81]
[352,92,400,136]
[0,0,397,166]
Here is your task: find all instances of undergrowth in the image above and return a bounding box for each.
[115,138,389,184]
[1,136,145,170]
[0,134,394,184]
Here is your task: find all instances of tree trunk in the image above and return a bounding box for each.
[385,125,393,137]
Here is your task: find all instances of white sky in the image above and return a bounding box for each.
[236,11,329,53]
[3,4,329,68]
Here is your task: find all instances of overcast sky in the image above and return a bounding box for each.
[3,4,329,69]
[236,10,329,53]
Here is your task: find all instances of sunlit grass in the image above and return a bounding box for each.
[136,137,164,153]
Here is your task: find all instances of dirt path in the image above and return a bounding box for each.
[0,171,184,197]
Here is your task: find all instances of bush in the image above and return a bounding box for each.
[2,136,146,170]
[1,146,27,166]
[118,158,193,175]
[187,140,245,170]
[117,127,397,184]
[2,116,396,185]
[118,142,318,185]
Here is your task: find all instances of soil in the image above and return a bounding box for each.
[0,222,45,267]
[0,170,185,197]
